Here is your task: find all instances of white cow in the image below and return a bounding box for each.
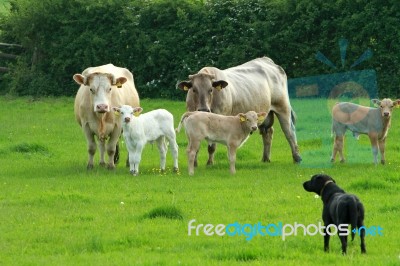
[331,98,400,164]
[113,105,179,175]
[73,64,139,169]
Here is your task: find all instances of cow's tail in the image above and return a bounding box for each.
[175,112,194,133]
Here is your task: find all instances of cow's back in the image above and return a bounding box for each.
[203,57,288,115]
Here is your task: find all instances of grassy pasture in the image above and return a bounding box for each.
[0,96,399,265]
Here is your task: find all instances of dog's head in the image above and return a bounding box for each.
[303,174,336,195]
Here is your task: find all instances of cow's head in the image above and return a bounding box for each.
[238,111,267,133]
[73,72,127,113]
[371,98,400,118]
[112,105,142,124]
[177,73,228,112]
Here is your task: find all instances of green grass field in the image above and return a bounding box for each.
[0,96,399,265]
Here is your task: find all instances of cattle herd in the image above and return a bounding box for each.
[73,58,400,175]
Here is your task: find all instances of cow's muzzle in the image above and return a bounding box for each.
[96,104,109,113]
[124,117,131,123]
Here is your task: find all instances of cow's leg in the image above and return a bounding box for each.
[332,135,345,163]
[99,140,106,167]
[83,125,96,169]
[260,127,274,162]
[207,143,216,165]
[166,133,179,172]
[156,136,167,172]
[378,139,386,165]
[227,144,237,174]
[368,133,379,164]
[130,145,143,176]
[275,109,301,163]
[106,129,120,169]
[259,111,274,162]
[187,139,200,175]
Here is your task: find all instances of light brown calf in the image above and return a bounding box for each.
[331,98,400,164]
[177,111,266,175]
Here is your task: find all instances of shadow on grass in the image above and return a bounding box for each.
[142,205,183,220]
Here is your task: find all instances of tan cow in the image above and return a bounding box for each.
[331,98,400,164]
[177,57,301,165]
[177,111,266,175]
[73,64,139,169]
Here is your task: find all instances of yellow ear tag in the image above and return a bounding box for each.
[240,116,246,122]
[134,111,140,117]
[216,85,222,91]
[116,81,122,88]
[183,86,189,91]
[258,116,265,122]
[114,111,120,116]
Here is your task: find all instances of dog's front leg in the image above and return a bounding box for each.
[324,226,330,252]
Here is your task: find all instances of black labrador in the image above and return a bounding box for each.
[303,174,366,254]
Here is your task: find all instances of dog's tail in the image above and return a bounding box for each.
[349,197,359,241]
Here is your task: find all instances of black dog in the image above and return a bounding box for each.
[303,174,366,254]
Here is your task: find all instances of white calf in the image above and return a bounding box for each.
[113,105,179,175]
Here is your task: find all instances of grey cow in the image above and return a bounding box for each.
[331,98,400,164]
[178,57,301,166]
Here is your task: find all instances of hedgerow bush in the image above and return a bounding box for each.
[0,0,399,98]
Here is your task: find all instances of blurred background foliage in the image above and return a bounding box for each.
[0,0,399,99]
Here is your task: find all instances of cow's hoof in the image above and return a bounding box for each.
[293,154,302,163]
[107,164,116,170]
[87,164,94,170]
[340,159,345,163]
[206,160,214,166]
[173,167,179,173]
[330,158,335,163]
[99,162,106,167]
[262,157,271,163]
[381,160,385,165]
[130,170,138,176]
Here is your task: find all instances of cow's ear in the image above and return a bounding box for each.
[212,80,228,91]
[394,99,400,108]
[257,112,267,123]
[115,77,127,88]
[73,74,87,85]
[133,107,143,117]
[177,81,192,91]
[371,99,381,106]
[239,113,246,122]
